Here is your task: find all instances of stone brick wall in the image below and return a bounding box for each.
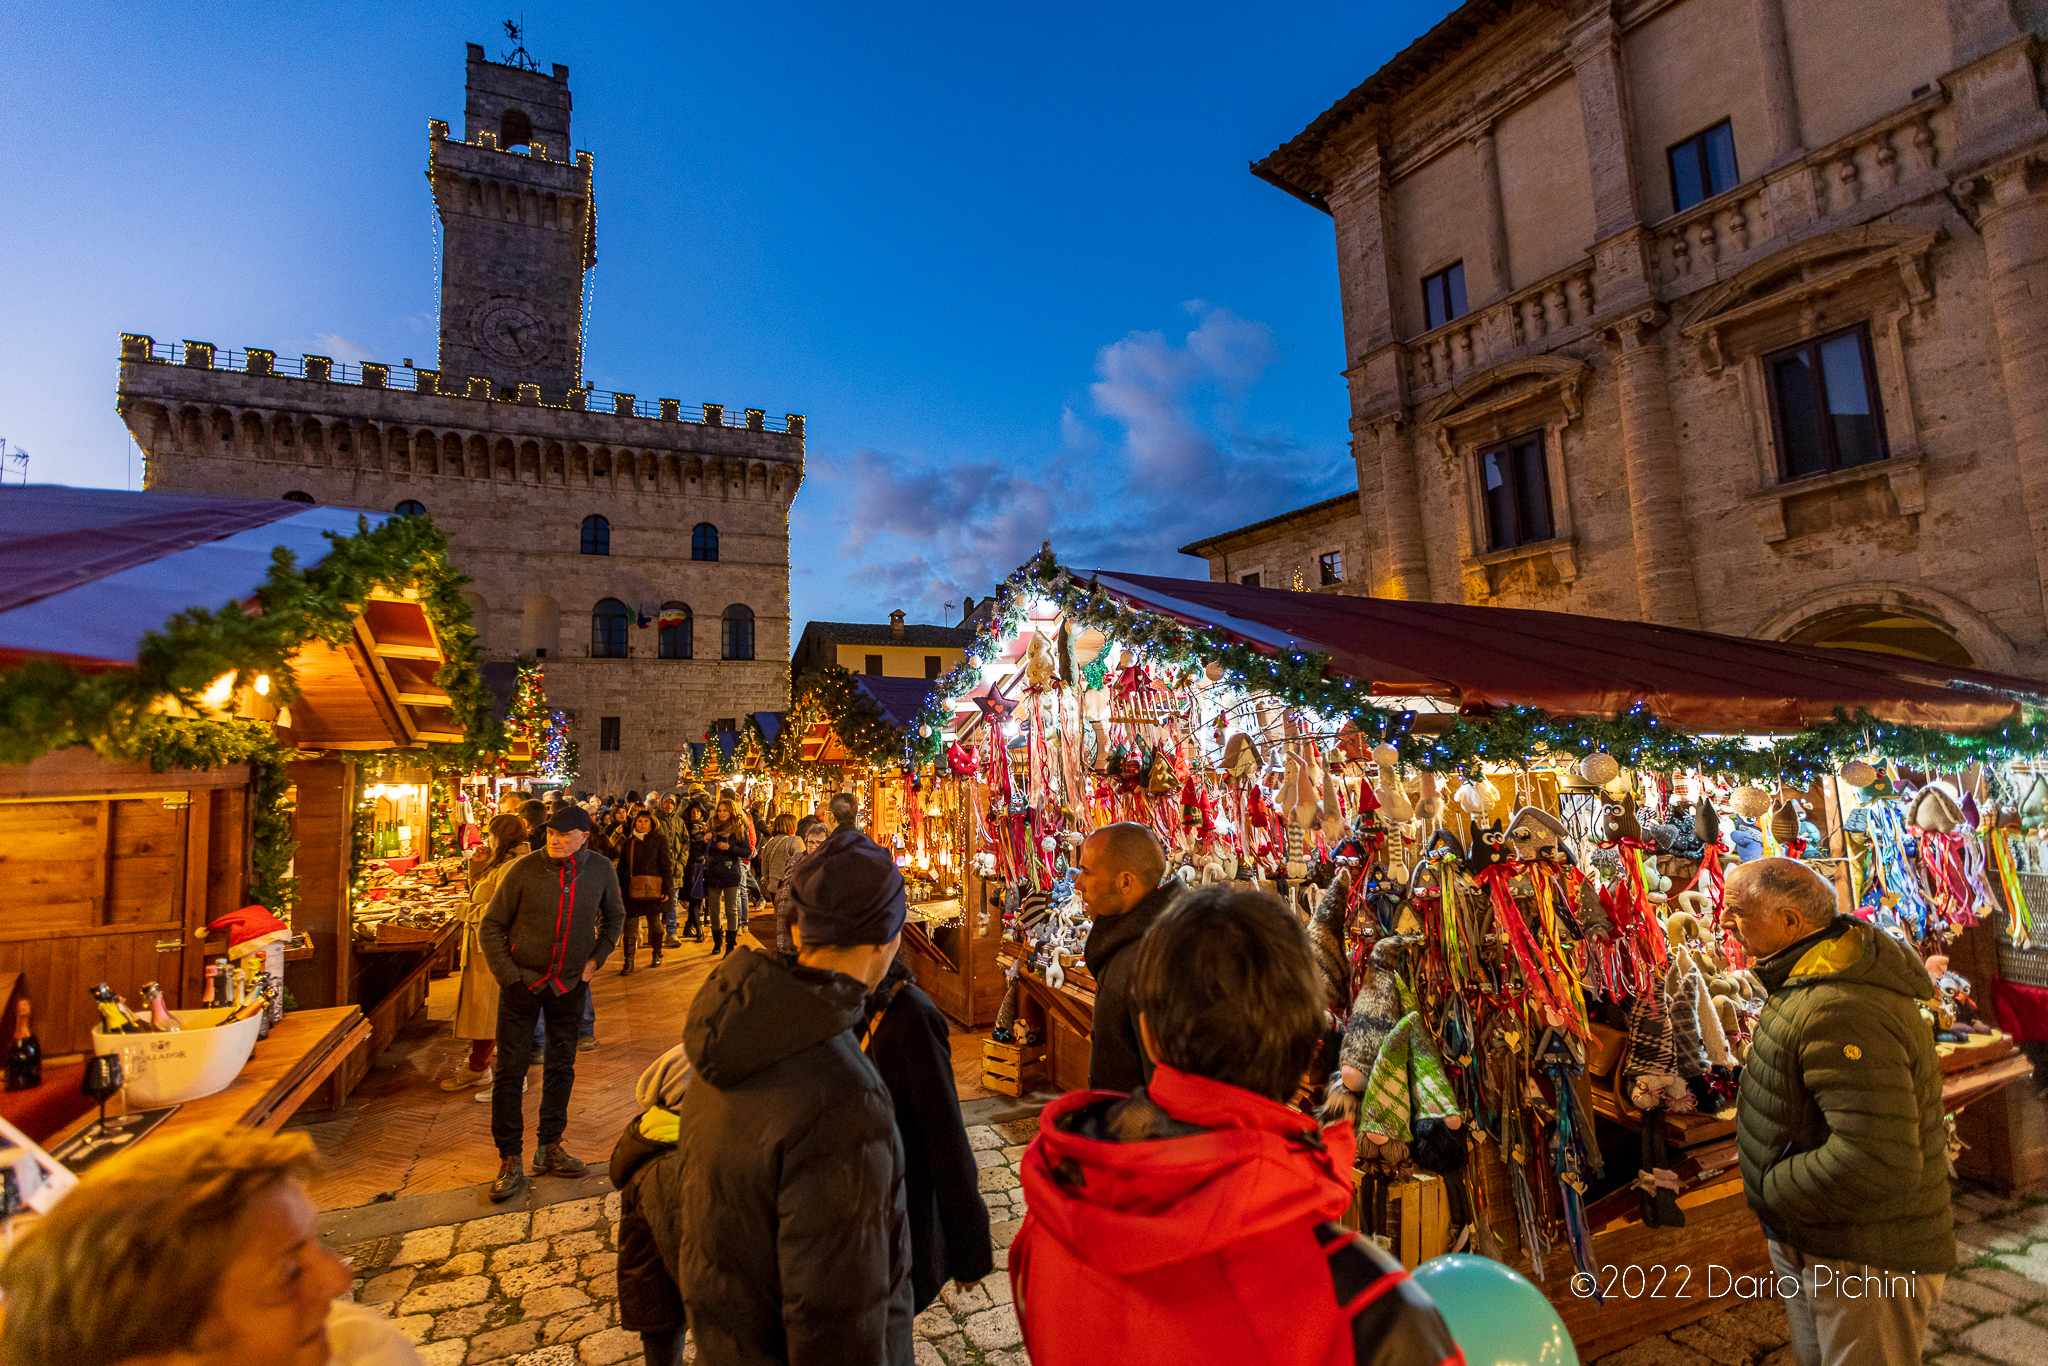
[1240,0,2048,675]
[1183,497,1371,597]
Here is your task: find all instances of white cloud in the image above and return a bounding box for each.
[802,304,1347,618]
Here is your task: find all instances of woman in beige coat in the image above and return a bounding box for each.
[441,813,529,1092]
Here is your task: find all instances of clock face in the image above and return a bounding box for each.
[471,300,547,365]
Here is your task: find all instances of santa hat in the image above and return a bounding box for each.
[208,905,291,960]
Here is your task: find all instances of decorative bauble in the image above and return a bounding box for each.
[1730,786,1770,819]
[1203,661,1224,681]
[1839,759,1878,788]
[919,725,933,738]
[1372,744,1400,766]
[1578,752,1621,786]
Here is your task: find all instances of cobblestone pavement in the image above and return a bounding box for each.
[1591,1184,2048,1365]
[335,1119,1038,1366]
[341,1123,2048,1366]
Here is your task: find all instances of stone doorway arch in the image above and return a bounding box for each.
[1752,582,2017,671]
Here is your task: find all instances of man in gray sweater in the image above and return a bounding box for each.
[480,805,625,1201]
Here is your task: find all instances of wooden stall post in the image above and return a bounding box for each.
[285,757,355,1011]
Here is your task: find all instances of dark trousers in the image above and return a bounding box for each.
[494,980,585,1157]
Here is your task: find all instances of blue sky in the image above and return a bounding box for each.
[4,1,1448,631]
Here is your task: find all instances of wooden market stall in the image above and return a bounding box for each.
[0,486,488,1136]
[917,551,2048,1348]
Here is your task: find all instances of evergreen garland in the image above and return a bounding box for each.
[0,512,497,767]
[902,547,2048,784]
[771,666,906,777]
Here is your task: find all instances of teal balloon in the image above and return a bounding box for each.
[1409,1254,1579,1366]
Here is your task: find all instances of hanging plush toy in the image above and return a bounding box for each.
[1309,870,1355,1023]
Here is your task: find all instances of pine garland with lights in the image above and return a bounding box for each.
[770,667,908,777]
[0,512,498,767]
[903,546,2048,783]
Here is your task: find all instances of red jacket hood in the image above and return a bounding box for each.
[1019,1065,1356,1277]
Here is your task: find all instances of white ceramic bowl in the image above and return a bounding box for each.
[91,1007,263,1107]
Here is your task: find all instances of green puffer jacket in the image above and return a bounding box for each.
[1735,915,1954,1273]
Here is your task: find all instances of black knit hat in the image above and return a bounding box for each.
[790,830,907,947]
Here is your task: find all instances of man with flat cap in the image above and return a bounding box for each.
[479,803,625,1202]
[668,820,914,1365]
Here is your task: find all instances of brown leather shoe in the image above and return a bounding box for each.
[532,1143,588,1178]
[489,1155,526,1202]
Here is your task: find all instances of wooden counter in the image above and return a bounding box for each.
[50,1005,370,1151]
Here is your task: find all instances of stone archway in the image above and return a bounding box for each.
[1752,581,2018,671]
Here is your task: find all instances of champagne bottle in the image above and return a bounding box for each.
[5,1000,40,1091]
[141,982,180,1033]
[89,983,142,1035]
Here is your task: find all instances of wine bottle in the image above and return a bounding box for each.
[5,1000,40,1091]
[89,983,141,1035]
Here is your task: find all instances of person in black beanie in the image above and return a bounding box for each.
[667,824,914,1364]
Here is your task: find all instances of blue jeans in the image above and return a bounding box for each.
[663,893,678,936]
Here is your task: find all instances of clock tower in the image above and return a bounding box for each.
[429,43,593,401]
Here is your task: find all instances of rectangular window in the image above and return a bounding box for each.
[713,717,736,733]
[1765,324,1888,480]
[865,654,884,676]
[1423,262,1468,331]
[599,717,621,752]
[1479,432,1555,551]
[1669,119,1739,213]
[924,655,943,679]
[1239,572,1261,588]
[1318,552,1344,586]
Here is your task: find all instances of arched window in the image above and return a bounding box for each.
[581,514,610,555]
[591,598,630,658]
[394,499,426,517]
[721,604,755,661]
[499,108,533,151]
[691,523,719,562]
[658,602,692,660]
[281,490,315,504]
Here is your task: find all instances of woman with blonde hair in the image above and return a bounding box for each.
[441,812,529,1092]
[0,1126,416,1366]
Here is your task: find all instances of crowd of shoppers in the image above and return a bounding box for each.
[0,794,1962,1366]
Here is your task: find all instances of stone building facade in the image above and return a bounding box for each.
[1216,0,2048,673]
[118,44,801,793]
[1179,493,1372,597]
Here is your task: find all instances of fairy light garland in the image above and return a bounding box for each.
[902,547,2048,784]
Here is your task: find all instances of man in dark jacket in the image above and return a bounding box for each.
[1012,885,1464,1366]
[1076,822,1176,1092]
[1726,857,1951,1366]
[480,805,625,1201]
[669,826,913,1365]
[862,956,994,1312]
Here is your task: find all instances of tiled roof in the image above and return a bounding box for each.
[1178,492,1360,557]
[801,620,974,649]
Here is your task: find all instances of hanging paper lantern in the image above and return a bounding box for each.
[1839,759,1878,787]
[1730,786,1770,819]
[1577,752,1620,786]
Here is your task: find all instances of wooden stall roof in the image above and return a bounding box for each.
[1073,570,2048,732]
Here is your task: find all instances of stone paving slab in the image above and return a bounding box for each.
[337,1124,1033,1366]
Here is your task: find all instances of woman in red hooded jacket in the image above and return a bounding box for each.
[1009,885,1464,1366]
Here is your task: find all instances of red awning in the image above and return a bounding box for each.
[1086,572,2045,732]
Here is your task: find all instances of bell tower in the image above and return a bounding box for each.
[429,43,593,400]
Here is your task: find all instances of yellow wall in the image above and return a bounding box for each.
[835,643,964,679]
[1495,76,1597,289]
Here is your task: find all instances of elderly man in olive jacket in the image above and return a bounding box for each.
[1725,857,1951,1366]
[480,805,625,1203]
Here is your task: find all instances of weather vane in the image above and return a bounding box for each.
[501,17,539,72]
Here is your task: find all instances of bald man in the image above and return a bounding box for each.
[1075,822,1175,1093]
[1724,857,1951,1366]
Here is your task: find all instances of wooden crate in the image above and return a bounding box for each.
[981,1037,1047,1097]
[1343,1169,1451,1268]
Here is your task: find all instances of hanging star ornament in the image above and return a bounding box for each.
[976,686,1019,723]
